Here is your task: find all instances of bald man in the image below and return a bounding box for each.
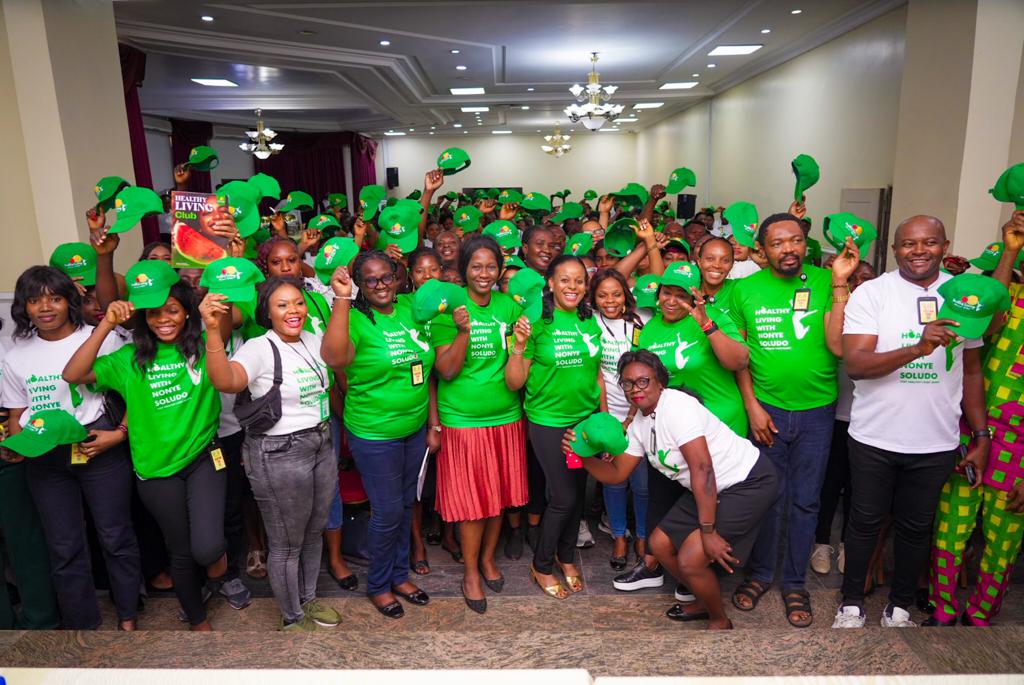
[834,216,990,629]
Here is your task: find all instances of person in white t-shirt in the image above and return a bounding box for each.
[834,216,991,629]
[726,234,762,280]
[203,276,341,632]
[566,350,777,630]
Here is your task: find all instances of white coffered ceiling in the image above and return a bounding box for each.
[115,0,906,137]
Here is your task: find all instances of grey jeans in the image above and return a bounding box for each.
[243,422,335,623]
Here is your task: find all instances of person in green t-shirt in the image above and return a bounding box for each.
[63,278,231,632]
[320,250,435,620]
[431,235,526,614]
[506,254,606,599]
[694,236,738,318]
[727,205,859,628]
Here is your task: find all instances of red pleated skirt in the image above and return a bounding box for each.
[437,418,528,522]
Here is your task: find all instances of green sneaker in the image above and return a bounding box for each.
[281,615,318,632]
[302,598,341,627]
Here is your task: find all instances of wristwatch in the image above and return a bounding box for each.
[700,522,716,534]
[971,428,992,440]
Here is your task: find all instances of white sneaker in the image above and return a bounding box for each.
[576,520,595,548]
[881,605,917,628]
[810,544,833,574]
[837,543,845,575]
[832,605,866,628]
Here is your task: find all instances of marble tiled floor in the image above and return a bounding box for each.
[1,519,1022,676]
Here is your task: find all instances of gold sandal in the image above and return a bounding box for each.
[531,567,569,599]
[558,563,584,593]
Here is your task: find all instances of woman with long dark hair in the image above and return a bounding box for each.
[505,254,605,599]
[321,250,435,619]
[1,266,140,631]
[63,260,230,631]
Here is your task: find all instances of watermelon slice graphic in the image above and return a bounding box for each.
[172,222,225,267]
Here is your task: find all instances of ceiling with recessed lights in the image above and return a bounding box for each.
[115,0,905,137]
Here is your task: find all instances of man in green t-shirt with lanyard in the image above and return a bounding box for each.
[728,207,859,627]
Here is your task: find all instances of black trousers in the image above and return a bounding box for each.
[841,437,953,610]
[815,420,852,545]
[220,430,250,581]
[529,423,585,574]
[645,458,685,536]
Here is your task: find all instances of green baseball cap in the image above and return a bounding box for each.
[437,147,471,175]
[969,242,1024,271]
[604,218,638,258]
[791,153,820,201]
[613,183,650,206]
[665,167,696,194]
[2,409,88,458]
[508,268,545,323]
[327,193,348,209]
[247,173,281,201]
[216,181,261,237]
[50,242,98,287]
[483,220,521,249]
[660,261,701,291]
[124,260,180,309]
[454,206,483,232]
[804,236,822,264]
[503,254,527,271]
[565,232,594,256]
[937,273,1010,339]
[989,163,1024,210]
[200,257,265,303]
[308,213,342,235]
[413,278,467,323]
[444,191,459,201]
[94,176,131,212]
[568,412,628,458]
[473,189,488,201]
[406,189,422,201]
[359,184,387,220]
[633,274,661,309]
[823,212,877,255]
[723,201,759,248]
[314,237,360,285]
[377,205,420,253]
[498,189,524,205]
[521,191,552,215]
[109,187,164,234]
[186,145,219,171]
[486,188,501,199]
[280,191,314,213]
[663,239,691,256]
[551,202,584,224]
[583,189,598,202]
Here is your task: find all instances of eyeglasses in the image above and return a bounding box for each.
[364,273,396,289]
[618,376,651,392]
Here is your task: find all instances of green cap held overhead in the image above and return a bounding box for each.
[498,189,524,205]
[186,145,219,171]
[665,167,696,194]
[280,191,314,213]
[314,237,360,285]
[613,182,650,206]
[604,218,639,258]
[521,191,552,214]
[936,273,1010,340]
[483,220,521,249]
[568,412,628,458]
[437,147,471,175]
[632,274,661,309]
[565,232,593,256]
[247,173,281,201]
[124,260,180,309]
[200,257,265,303]
[583,189,598,202]
[413,278,467,323]
[359,184,387,220]
[377,204,420,253]
[551,202,583,224]
[454,205,483,232]
[109,187,164,234]
[308,213,342,235]
[50,242,98,287]
[989,163,1024,210]
[823,212,876,255]
[1,409,88,458]
[406,189,422,201]
[216,181,261,237]
[508,268,545,323]
[94,176,130,212]
[723,201,759,248]
[327,192,348,209]
[791,153,820,201]
[660,260,701,291]
[969,242,1024,271]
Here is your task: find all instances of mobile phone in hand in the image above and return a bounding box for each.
[965,463,977,486]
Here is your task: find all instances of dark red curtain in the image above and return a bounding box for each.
[118,44,159,243]
[170,119,213,193]
[254,132,350,207]
[352,134,378,198]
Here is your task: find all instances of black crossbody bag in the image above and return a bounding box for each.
[232,338,283,435]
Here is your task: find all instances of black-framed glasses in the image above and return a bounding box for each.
[619,376,651,392]
[364,273,396,289]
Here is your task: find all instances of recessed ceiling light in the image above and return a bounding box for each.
[761,28,772,34]
[379,40,391,46]
[429,132,435,135]
[409,128,415,131]
[659,82,698,90]
[456,65,468,71]
[692,73,700,78]
[708,45,763,56]
[599,128,620,133]
[190,78,238,87]
[453,124,463,129]
[298,29,316,36]
[520,105,530,110]
[707,63,717,68]
[430,125,436,130]
[384,131,406,136]
[450,49,461,54]
[633,102,664,109]
[201,15,214,22]
[791,9,802,14]
[536,129,541,132]
[450,87,486,95]
[477,122,483,126]
[492,130,512,135]
[461,106,489,113]
[617,117,638,123]
[527,87,535,92]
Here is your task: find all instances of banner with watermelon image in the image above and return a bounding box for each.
[170,191,231,268]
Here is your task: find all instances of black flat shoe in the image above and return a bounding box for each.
[393,587,430,606]
[610,555,627,571]
[374,599,405,619]
[665,604,710,622]
[504,526,524,560]
[442,544,464,564]
[483,574,505,593]
[462,581,487,614]
[329,568,358,592]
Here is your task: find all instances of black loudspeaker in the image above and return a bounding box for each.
[676,193,696,220]
[386,167,399,189]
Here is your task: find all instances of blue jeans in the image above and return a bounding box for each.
[347,426,426,596]
[603,461,648,539]
[326,415,343,532]
[747,401,835,591]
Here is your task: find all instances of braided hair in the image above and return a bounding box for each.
[351,250,397,325]
[255,236,298,278]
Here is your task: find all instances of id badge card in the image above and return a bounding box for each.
[631,326,641,347]
[793,288,811,312]
[411,360,425,387]
[319,393,329,422]
[918,296,938,325]
[210,447,226,471]
[70,443,89,465]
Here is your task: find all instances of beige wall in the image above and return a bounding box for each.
[1000,34,1024,228]
[380,131,637,200]
[635,101,711,207]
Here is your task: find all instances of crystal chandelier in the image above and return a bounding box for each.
[564,52,624,131]
[239,109,284,160]
[541,123,572,157]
